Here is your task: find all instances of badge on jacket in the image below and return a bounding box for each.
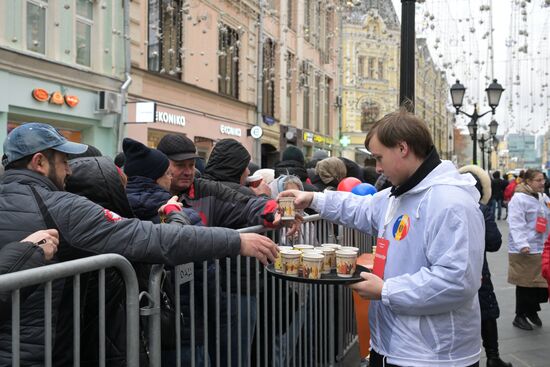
[103,209,123,222]
[392,214,410,240]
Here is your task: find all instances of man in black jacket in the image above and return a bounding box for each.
[0,123,278,366]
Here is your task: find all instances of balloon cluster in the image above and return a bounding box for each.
[337,177,377,196]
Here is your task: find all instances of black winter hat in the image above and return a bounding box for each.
[282,145,305,165]
[122,138,169,181]
[203,139,251,183]
[157,134,199,161]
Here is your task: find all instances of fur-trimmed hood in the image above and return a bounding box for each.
[458,165,492,205]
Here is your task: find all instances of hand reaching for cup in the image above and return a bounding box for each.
[277,190,315,211]
[22,229,59,261]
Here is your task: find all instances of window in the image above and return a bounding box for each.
[26,0,47,54]
[287,0,296,30]
[262,38,276,117]
[378,60,384,80]
[358,56,365,77]
[304,0,313,43]
[148,0,184,76]
[314,75,321,132]
[368,57,375,79]
[302,62,310,130]
[76,0,93,66]
[324,10,333,64]
[361,101,380,131]
[218,24,240,98]
[286,52,294,123]
[324,77,331,135]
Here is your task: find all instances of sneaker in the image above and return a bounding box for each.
[513,315,533,330]
[526,313,542,327]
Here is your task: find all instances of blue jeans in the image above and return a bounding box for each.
[490,199,503,220]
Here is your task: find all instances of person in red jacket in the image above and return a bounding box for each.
[543,234,550,301]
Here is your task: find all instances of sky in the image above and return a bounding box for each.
[390,0,550,138]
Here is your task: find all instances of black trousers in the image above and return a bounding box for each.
[515,286,548,316]
[370,349,479,367]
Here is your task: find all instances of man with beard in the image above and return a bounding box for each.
[0,123,278,366]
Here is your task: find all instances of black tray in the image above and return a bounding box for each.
[265,263,370,285]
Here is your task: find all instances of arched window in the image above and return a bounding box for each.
[361,101,380,131]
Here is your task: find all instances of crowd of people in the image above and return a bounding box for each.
[0,110,549,367]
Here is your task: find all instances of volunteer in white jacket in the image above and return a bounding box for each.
[507,168,550,331]
[280,109,484,367]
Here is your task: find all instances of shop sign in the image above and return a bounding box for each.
[155,111,186,127]
[313,135,325,144]
[32,88,79,108]
[220,124,242,137]
[303,132,314,143]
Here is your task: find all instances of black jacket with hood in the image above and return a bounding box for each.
[201,139,274,293]
[0,168,241,366]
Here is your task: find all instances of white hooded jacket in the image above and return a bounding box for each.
[311,161,484,366]
[507,190,550,254]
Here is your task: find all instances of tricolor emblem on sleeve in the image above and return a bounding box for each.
[392,214,410,240]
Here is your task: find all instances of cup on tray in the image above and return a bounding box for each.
[302,252,324,279]
[281,250,301,277]
[274,246,293,273]
[336,250,358,278]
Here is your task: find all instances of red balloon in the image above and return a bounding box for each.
[337,177,362,192]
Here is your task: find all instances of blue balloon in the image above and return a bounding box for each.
[351,183,377,196]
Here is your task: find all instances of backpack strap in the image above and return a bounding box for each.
[29,185,67,245]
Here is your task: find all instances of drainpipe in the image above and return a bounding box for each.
[117,0,133,153]
[254,1,264,166]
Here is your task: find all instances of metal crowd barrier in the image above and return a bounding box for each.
[145,214,375,367]
[0,253,140,367]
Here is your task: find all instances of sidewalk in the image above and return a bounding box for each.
[482,219,550,367]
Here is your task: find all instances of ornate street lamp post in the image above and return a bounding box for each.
[450,79,504,165]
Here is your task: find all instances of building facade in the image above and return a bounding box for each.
[340,0,401,164]
[0,0,126,157]
[415,38,453,160]
[126,0,341,166]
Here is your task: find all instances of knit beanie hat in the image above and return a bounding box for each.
[315,157,347,185]
[312,150,329,161]
[282,145,305,165]
[122,138,169,181]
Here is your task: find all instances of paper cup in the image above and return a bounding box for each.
[340,246,359,254]
[281,250,301,276]
[303,249,325,273]
[279,197,296,221]
[293,244,315,252]
[246,174,263,188]
[336,250,357,278]
[302,253,324,279]
[275,246,294,273]
[321,243,342,251]
[320,247,336,273]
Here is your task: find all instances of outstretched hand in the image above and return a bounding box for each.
[239,233,279,266]
[277,190,315,210]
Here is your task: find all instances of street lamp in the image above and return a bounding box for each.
[450,79,505,165]
[478,119,499,170]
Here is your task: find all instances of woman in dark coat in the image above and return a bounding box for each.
[459,165,512,367]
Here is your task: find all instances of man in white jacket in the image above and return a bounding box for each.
[280,109,485,367]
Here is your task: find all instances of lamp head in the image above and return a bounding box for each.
[450,80,466,113]
[485,79,504,112]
